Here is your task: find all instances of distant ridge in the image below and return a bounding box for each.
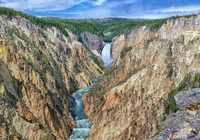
[0,7,197,42]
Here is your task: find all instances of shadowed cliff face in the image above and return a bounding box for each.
[0,15,103,139]
[80,31,105,54]
[83,14,200,140]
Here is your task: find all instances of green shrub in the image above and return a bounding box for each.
[120,47,132,58]
[149,19,167,32]
[164,74,200,116]
[167,67,173,78]
[25,57,40,72]
[146,36,159,44]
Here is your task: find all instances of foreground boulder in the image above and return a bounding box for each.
[153,88,200,140]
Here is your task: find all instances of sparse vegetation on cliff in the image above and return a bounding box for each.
[164,73,200,116]
[120,47,132,58]
[33,51,53,74]
[146,36,159,44]
[149,19,167,32]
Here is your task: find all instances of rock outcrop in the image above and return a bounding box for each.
[83,14,200,140]
[0,15,103,139]
[111,35,126,59]
[153,88,200,140]
[80,31,104,54]
[111,26,154,60]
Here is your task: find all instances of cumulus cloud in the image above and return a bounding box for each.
[87,8,112,18]
[135,13,172,19]
[0,0,88,11]
[0,0,108,11]
[151,5,200,13]
[92,0,106,6]
[0,0,199,19]
[71,7,112,18]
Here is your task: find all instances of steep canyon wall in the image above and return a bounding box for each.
[83,14,200,140]
[0,15,103,139]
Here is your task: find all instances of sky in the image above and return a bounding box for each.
[0,0,200,19]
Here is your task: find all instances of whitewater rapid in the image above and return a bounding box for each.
[69,78,100,140]
[69,44,112,139]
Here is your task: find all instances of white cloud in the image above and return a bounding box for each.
[151,5,200,13]
[73,7,112,18]
[135,14,170,19]
[0,0,88,11]
[92,0,106,6]
[1,0,199,19]
[123,0,137,4]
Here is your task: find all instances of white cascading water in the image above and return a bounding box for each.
[101,43,113,67]
[69,44,112,139]
[69,78,100,140]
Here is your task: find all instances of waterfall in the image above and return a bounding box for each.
[101,43,113,67]
[69,78,101,140]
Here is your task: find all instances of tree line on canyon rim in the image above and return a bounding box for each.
[0,7,197,43]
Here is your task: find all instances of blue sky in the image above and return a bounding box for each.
[0,0,200,19]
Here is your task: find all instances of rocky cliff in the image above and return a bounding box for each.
[80,31,105,54]
[83,14,200,139]
[153,88,200,140]
[0,15,103,139]
[111,25,154,60]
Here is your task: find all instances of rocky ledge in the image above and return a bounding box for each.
[153,88,200,140]
[80,31,104,54]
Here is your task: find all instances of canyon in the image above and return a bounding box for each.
[83,14,200,139]
[0,15,103,139]
[0,9,200,140]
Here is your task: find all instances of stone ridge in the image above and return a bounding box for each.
[153,88,200,140]
[0,15,103,139]
[83,14,200,140]
[175,88,200,111]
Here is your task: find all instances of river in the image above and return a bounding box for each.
[69,78,101,140]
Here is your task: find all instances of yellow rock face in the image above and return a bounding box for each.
[83,14,200,140]
[0,16,103,139]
